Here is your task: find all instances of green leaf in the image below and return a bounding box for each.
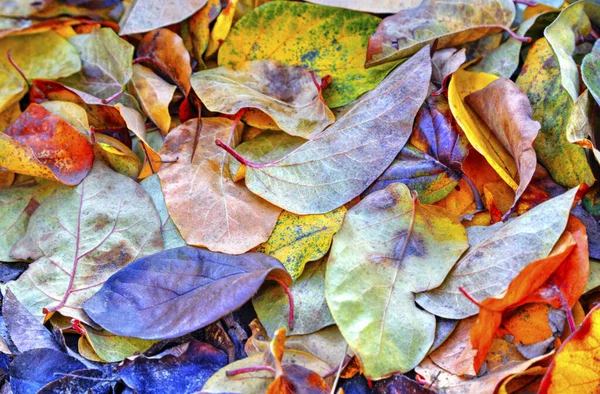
[60,28,134,100]
[325,183,469,379]
[366,0,515,67]
[544,1,600,102]
[81,325,156,363]
[191,60,335,139]
[240,46,431,214]
[140,174,186,250]
[415,187,578,319]
[6,160,163,324]
[254,259,335,336]
[516,38,595,187]
[582,40,600,106]
[217,1,398,108]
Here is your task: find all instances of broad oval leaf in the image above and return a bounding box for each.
[241,45,431,214]
[84,246,291,339]
[119,0,209,36]
[326,183,469,379]
[366,0,515,67]
[158,118,281,254]
[217,1,398,108]
[6,160,163,324]
[191,60,335,139]
[415,187,578,319]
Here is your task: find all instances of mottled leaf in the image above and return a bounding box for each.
[158,118,281,253]
[192,60,335,139]
[119,0,209,35]
[416,187,578,319]
[84,246,290,339]
[239,46,431,214]
[366,0,515,67]
[326,183,469,379]
[218,1,398,108]
[6,160,163,324]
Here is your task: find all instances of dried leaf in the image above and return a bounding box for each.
[239,46,431,214]
[189,0,222,68]
[218,1,398,108]
[326,183,469,379]
[119,0,209,35]
[84,246,290,339]
[93,133,141,179]
[366,0,515,67]
[204,0,238,58]
[191,60,335,139]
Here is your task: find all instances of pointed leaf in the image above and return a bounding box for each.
[241,45,431,214]
[326,183,469,379]
[84,246,291,339]
[217,1,398,108]
[6,160,163,324]
[416,187,578,319]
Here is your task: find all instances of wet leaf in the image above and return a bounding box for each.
[158,118,281,254]
[192,60,335,139]
[516,38,595,187]
[0,103,94,185]
[119,0,209,36]
[366,0,515,67]
[539,305,600,394]
[465,77,540,211]
[366,95,469,204]
[84,246,290,339]
[129,64,176,135]
[256,207,346,279]
[6,160,163,324]
[238,46,431,214]
[416,187,578,319]
[326,183,469,379]
[218,1,398,108]
[60,28,134,101]
[136,28,192,95]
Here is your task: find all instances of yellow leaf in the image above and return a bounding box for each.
[448,69,519,190]
[93,134,141,180]
[256,207,346,279]
[205,0,238,58]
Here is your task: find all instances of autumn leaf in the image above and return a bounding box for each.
[188,0,222,68]
[326,183,469,379]
[118,0,208,35]
[191,60,335,139]
[365,0,515,67]
[85,247,290,339]
[6,160,163,324]
[218,1,398,108]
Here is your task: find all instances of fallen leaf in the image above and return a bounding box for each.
[538,305,600,394]
[118,0,209,36]
[429,316,478,376]
[84,246,290,339]
[136,28,192,95]
[36,369,113,394]
[304,0,421,13]
[235,45,431,214]
[204,0,238,58]
[465,77,540,212]
[565,91,600,165]
[192,60,335,139]
[326,183,469,379]
[6,160,163,324]
[365,0,515,67]
[93,133,141,179]
[189,0,222,68]
[374,374,436,394]
[586,259,600,294]
[415,187,578,319]
[218,1,398,108]
[0,103,94,185]
[256,207,346,280]
[582,40,600,106]
[254,259,335,336]
[129,64,176,135]
[0,63,26,114]
[431,47,467,86]
[365,95,469,204]
[60,28,134,101]
[516,38,595,187]
[158,118,281,253]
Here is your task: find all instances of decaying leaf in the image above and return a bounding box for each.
[84,246,290,339]
[236,45,431,214]
[192,60,335,139]
[6,160,163,324]
[326,183,469,379]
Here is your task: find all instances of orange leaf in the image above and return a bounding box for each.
[538,305,600,394]
[0,103,94,185]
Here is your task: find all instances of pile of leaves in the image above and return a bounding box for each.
[1,0,600,393]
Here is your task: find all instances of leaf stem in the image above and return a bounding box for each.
[215,139,273,169]
[491,25,531,43]
[461,173,485,211]
[551,280,576,333]
[267,275,295,331]
[459,286,485,309]
[102,88,124,104]
[225,365,275,377]
[7,50,28,83]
